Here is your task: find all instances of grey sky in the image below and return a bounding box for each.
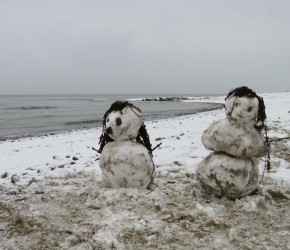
[0,0,289,95]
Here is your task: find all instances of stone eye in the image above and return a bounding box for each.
[247,107,253,112]
[116,117,122,126]
[106,118,109,122]
[234,102,239,107]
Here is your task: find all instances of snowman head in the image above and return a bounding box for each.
[103,101,143,141]
[225,86,266,129]
[98,101,152,154]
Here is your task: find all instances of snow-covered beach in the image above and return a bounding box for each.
[0,92,290,249]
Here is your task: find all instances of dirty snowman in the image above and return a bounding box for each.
[196,86,267,199]
[97,101,155,189]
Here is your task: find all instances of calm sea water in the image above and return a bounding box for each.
[0,94,222,140]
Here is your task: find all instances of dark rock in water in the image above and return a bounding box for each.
[1,172,8,178]
[142,96,190,102]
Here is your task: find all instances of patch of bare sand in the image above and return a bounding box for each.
[1,164,290,250]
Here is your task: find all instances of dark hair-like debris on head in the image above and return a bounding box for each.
[225,86,266,131]
[97,101,152,155]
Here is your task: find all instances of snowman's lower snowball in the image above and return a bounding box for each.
[196,152,259,199]
[99,141,155,188]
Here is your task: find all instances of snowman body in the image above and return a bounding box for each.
[197,152,259,199]
[99,101,155,189]
[202,118,265,158]
[196,88,265,199]
[100,141,154,188]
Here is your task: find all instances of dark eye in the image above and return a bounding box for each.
[247,107,253,112]
[106,118,109,122]
[235,102,239,107]
[116,117,122,126]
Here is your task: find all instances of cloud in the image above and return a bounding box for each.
[0,0,289,94]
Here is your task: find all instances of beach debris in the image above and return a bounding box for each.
[1,172,8,178]
[92,147,98,152]
[196,86,267,199]
[97,101,155,188]
[11,174,20,184]
[27,178,37,186]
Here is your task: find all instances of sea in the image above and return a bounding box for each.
[0,94,222,141]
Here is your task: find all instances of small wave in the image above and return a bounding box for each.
[79,98,107,103]
[31,115,56,119]
[64,119,98,126]
[7,106,57,110]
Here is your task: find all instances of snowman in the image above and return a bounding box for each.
[196,86,267,199]
[97,101,155,189]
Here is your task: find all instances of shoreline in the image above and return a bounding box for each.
[1,101,224,142]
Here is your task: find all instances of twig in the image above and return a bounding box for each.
[92,147,100,153]
[268,136,290,142]
[152,143,162,151]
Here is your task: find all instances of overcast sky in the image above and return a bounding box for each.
[0,1,289,95]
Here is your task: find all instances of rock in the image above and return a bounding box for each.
[72,156,79,161]
[202,119,265,157]
[11,174,20,184]
[99,141,155,188]
[35,190,45,194]
[196,152,259,199]
[1,172,8,178]
[7,190,17,195]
